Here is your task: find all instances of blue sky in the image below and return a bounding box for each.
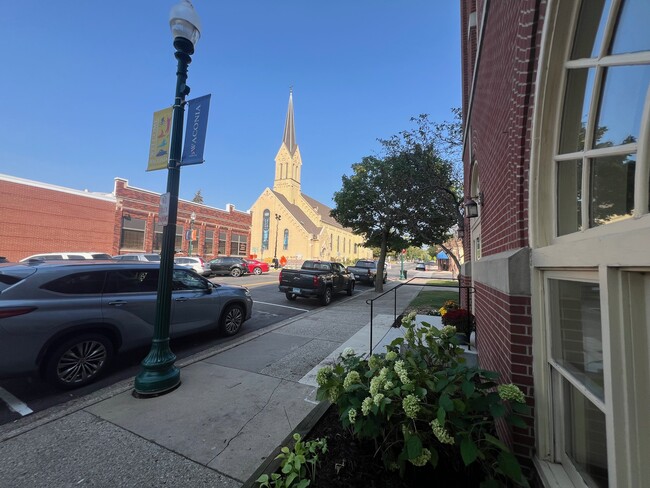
[2,1,460,212]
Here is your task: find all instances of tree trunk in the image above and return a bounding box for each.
[375,230,389,292]
[439,242,461,281]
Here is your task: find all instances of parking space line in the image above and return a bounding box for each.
[0,387,33,416]
[255,301,310,312]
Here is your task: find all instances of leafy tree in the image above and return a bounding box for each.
[332,111,464,290]
[192,190,204,204]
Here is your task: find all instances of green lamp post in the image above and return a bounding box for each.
[134,0,201,397]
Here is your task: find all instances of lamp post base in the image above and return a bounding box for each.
[133,340,181,396]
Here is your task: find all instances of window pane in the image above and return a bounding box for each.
[106,270,159,294]
[594,65,650,148]
[564,381,609,488]
[609,0,650,54]
[571,0,610,59]
[42,271,106,294]
[550,279,604,400]
[559,69,595,153]
[557,159,583,235]
[590,153,636,227]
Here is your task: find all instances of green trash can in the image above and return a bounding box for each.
[403,270,408,279]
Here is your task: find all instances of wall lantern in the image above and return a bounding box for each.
[464,192,483,219]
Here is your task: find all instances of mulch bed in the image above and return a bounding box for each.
[306,405,484,488]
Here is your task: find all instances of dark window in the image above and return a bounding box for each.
[153,220,164,252]
[42,271,106,294]
[203,229,214,256]
[218,230,227,254]
[172,269,208,291]
[175,226,183,252]
[91,254,112,260]
[105,269,159,294]
[283,229,289,250]
[120,216,146,250]
[230,233,247,256]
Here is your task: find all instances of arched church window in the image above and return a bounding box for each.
[262,210,270,251]
[283,229,289,250]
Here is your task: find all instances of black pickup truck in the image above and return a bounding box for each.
[347,259,387,285]
[278,260,355,305]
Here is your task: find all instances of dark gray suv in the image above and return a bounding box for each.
[0,260,253,388]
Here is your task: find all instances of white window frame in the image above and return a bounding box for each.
[530,0,650,486]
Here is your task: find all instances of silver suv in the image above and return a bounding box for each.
[0,260,253,388]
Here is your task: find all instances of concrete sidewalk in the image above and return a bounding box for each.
[0,278,439,487]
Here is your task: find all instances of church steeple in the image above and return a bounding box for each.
[274,89,302,204]
[283,88,297,156]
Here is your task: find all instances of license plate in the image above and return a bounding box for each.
[292,287,301,294]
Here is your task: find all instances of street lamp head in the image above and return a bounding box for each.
[190,211,196,221]
[170,0,202,47]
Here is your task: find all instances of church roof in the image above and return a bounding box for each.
[282,90,297,156]
[301,193,344,229]
[272,191,321,236]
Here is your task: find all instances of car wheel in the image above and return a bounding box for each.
[286,292,297,301]
[320,287,332,306]
[230,267,242,277]
[45,333,114,389]
[253,267,262,275]
[220,304,244,336]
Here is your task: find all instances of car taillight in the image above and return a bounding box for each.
[198,257,205,264]
[0,307,37,319]
[313,275,319,286]
[279,270,283,283]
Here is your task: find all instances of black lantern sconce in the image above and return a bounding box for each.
[465,192,483,219]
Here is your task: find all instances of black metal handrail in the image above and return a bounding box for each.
[365,278,475,356]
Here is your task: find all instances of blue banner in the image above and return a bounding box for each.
[181,94,211,166]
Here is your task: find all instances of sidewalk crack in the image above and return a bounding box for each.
[209,378,284,463]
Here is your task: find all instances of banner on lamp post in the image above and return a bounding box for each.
[147,107,173,171]
[181,94,211,166]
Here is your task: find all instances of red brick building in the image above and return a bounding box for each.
[461,0,650,486]
[0,174,251,262]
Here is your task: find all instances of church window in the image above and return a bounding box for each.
[330,234,333,250]
[337,236,340,253]
[262,209,270,250]
[283,229,289,250]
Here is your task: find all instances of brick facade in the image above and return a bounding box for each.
[460,0,545,460]
[0,174,252,262]
[0,176,116,262]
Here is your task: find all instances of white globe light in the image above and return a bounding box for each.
[169,0,202,46]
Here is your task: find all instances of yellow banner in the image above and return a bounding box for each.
[147,107,173,171]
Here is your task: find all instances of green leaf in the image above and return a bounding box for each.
[440,394,454,411]
[484,433,509,452]
[437,406,446,423]
[406,435,423,459]
[509,415,528,429]
[498,451,524,482]
[460,436,479,465]
[297,479,310,488]
[461,380,475,397]
[489,402,506,418]
[429,447,439,467]
[255,473,269,487]
[415,386,428,397]
[512,402,531,415]
[285,472,298,487]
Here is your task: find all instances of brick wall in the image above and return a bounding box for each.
[0,178,115,261]
[0,176,253,262]
[460,0,545,460]
[114,179,252,257]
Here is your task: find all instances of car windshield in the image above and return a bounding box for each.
[355,262,374,268]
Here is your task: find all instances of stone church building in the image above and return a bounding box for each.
[249,92,371,264]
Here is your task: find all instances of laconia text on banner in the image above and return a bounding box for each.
[147,107,173,171]
[181,94,211,166]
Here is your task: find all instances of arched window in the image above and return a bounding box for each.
[262,209,270,250]
[283,229,289,250]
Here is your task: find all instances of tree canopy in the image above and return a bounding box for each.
[331,112,463,291]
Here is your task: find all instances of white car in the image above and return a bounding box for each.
[20,252,113,262]
[112,253,160,262]
[174,256,211,276]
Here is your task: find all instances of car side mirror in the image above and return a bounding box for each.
[206,281,214,294]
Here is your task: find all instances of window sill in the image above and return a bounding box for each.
[534,457,579,488]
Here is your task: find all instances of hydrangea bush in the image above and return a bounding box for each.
[315,313,530,487]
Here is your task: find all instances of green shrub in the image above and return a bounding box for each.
[315,313,530,487]
[256,433,328,488]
